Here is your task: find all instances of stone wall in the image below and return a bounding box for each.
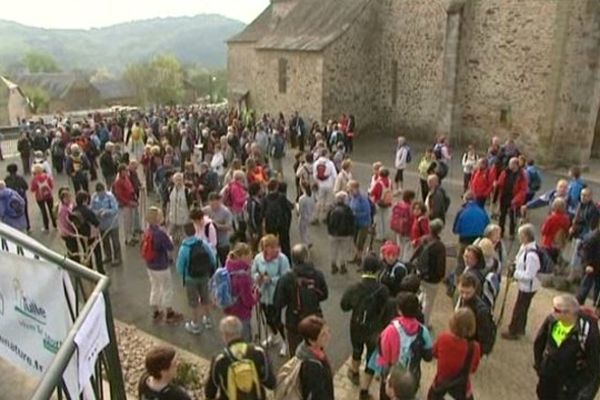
[253,50,324,123]
[455,0,558,152]
[227,43,258,107]
[321,0,383,133]
[0,87,8,126]
[378,0,447,140]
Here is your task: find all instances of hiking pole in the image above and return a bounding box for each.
[496,269,513,326]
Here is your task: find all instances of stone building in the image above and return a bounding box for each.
[0,76,30,126]
[227,0,600,166]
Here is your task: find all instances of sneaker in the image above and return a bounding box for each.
[202,315,213,329]
[279,342,288,357]
[347,369,360,386]
[185,321,203,335]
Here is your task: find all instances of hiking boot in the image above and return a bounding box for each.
[152,310,164,323]
[346,369,360,386]
[202,315,213,330]
[165,311,184,325]
[184,321,203,335]
[340,264,348,274]
[331,264,339,274]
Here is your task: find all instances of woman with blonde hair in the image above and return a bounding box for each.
[224,242,257,341]
[252,234,291,355]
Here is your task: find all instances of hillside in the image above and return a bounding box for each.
[0,15,245,72]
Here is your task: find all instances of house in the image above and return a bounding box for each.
[93,79,136,106]
[0,76,30,126]
[228,0,600,166]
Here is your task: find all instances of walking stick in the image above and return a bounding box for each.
[496,273,512,326]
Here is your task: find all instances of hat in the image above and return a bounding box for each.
[362,254,381,273]
[380,241,400,258]
[477,238,496,259]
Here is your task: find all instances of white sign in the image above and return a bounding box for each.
[0,249,79,396]
[75,293,109,393]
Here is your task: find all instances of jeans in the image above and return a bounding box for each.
[576,273,600,306]
[101,228,122,262]
[508,290,536,335]
[375,205,391,241]
[37,199,56,230]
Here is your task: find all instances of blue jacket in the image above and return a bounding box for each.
[0,187,27,231]
[453,201,489,239]
[527,189,575,218]
[568,178,585,212]
[176,236,217,283]
[90,191,119,231]
[349,192,372,229]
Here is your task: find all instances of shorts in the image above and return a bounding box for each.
[185,277,211,307]
[394,169,404,183]
[354,226,369,250]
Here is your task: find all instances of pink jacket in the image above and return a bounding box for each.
[224,258,257,320]
[226,180,248,214]
[377,316,421,367]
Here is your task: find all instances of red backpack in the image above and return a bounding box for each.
[316,163,329,181]
[140,230,157,263]
[391,202,412,236]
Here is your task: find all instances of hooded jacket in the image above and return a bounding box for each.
[224,258,257,320]
[341,275,389,338]
[274,262,328,329]
[296,341,334,400]
[377,316,433,368]
[469,168,494,199]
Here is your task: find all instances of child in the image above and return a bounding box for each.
[410,201,430,248]
[224,242,257,342]
[297,183,316,248]
[378,241,410,296]
[142,206,183,324]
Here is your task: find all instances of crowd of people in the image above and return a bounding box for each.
[0,106,599,400]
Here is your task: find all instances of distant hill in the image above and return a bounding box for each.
[0,15,245,72]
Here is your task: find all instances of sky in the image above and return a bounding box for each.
[2,0,270,29]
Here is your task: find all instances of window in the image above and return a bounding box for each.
[278,58,288,94]
[392,60,398,106]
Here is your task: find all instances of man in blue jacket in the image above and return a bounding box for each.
[348,180,373,265]
[176,222,217,334]
[90,182,121,266]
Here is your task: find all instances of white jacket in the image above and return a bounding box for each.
[395,145,409,170]
[513,242,541,292]
[313,157,337,189]
[168,186,190,226]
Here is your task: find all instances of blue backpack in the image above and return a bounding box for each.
[4,190,25,219]
[210,267,244,309]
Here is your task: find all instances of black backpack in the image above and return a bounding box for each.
[187,241,215,280]
[293,274,323,319]
[263,196,284,232]
[352,285,385,329]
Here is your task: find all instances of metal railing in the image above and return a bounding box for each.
[0,223,126,400]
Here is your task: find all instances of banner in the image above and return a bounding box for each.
[0,251,78,396]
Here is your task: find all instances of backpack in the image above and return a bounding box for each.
[140,230,157,263]
[392,320,427,384]
[274,357,303,400]
[4,190,25,219]
[187,241,216,280]
[524,245,553,274]
[528,168,542,192]
[353,286,386,329]
[379,187,394,208]
[271,136,285,159]
[390,202,412,236]
[316,162,329,181]
[37,177,52,200]
[292,274,323,319]
[225,343,262,400]
[210,267,242,309]
[433,143,444,160]
[435,161,449,180]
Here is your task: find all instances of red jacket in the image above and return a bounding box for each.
[30,173,54,202]
[541,211,571,248]
[371,176,391,204]
[112,175,136,207]
[433,332,481,396]
[411,215,430,247]
[469,168,494,199]
[496,169,528,208]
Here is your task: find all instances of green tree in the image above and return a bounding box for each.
[23,86,50,114]
[124,55,184,106]
[22,51,61,73]
[185,66,227,103]
[124,63,152,105]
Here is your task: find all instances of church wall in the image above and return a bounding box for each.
[227,43,258,108]
[321,0,383,134]
[455,0,558,154]
[254,50,324,123]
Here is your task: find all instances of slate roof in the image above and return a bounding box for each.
[228,0,372,52]
[15,73,93,99]
[93,79,135,101]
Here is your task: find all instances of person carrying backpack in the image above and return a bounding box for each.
[326,191,355,274]
[394,136,411,192]
[534,294,600,400]
[252,234,291,356]
[313,149,337,223]
[373,293,433,400]
[176,223,218,335]
[341,254,390,400]
[5,163,31,232]
[205,316,276,400]
[0,180,27,232]
[138,346,191,400]
[390,190,415,261]
[371,168,394,241]
[379,241,411,295]
[274,244,328,357]
[428,307,481,400]
[501,223,540,341]
[30,163,56,231]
